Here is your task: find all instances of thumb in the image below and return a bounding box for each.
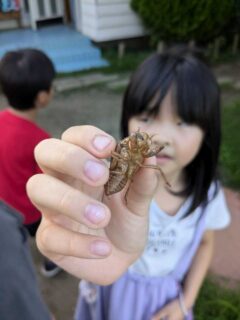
[126,156,160,216]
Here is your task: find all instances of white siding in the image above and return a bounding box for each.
[0,20,18,30]
[77,0,146,42]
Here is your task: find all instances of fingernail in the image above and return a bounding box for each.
[93,135,112,151]
[90,241,111,256]
[84,204,106,224]
[84,160,106,181]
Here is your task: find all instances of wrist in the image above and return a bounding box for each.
[182,290,195,309]
[178,291,189,317]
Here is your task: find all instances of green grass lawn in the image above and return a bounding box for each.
[102,48,153,73]
[195,277,240,319]
[220,100,240,189]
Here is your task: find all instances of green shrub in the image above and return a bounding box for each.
[220,100,240,189]
[131,0,235,44]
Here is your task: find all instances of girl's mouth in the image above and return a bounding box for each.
[156,154,172,164]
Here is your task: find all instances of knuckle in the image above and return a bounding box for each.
[82,124,98,132]
[62,125,106,142]
[61,126,79,140]
[36,224,50,254]
[58,188,77,213]
[26,174,43,199]
[61,125,96,141]
[69,231,84,257]
[55,144,82,176]
[58,144,77,166]
[34,138,54,159]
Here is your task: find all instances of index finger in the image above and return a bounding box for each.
[34,126,116,186]
[61,125,116,158]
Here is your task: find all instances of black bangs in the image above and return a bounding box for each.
[175,57,220,131]
[121,53,177,138]
[121,49,220,138]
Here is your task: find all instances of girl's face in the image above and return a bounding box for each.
[128,90,204,184]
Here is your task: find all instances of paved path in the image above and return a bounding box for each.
[53,63,240,94]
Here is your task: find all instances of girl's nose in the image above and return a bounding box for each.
[152,126,172,146]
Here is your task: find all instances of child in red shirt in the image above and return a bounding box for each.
[0,48,60,278]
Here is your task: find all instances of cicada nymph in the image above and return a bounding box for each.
[104,129,169,202]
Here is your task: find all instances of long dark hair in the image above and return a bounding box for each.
[121,46,221,216]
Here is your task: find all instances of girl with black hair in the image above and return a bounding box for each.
[76,47,230,319]
[27,46,230,320]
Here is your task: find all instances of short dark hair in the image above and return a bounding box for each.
[0,48,56,110]
[121,46,221,216]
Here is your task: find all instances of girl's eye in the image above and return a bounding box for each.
[140,117,149,122]
[176,119,187,126]
[138,115,152,123]
[138,114,154,123]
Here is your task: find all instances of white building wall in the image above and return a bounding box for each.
[76,0,146,42]
[0,20,18,30]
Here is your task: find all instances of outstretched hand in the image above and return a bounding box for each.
[27,126,159,285]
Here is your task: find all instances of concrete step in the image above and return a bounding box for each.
[0,25,108,73]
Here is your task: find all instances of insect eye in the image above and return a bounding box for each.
[135,132,143,140]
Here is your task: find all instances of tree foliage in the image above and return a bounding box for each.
[131,0,235,44]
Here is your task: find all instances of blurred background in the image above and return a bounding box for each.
[0,1,240,319]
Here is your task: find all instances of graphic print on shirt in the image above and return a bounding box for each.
[146,225,178,255]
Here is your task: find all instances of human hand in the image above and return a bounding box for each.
[151,299,185,320]
[27,126,159,284]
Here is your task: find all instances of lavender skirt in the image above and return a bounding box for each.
[75,211,206,320]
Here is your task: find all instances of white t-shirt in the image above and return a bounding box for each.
[129,185,231,277]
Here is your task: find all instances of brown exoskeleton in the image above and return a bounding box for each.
[104,129,170,203]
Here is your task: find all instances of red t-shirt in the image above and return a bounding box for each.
[0,109,50,224]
